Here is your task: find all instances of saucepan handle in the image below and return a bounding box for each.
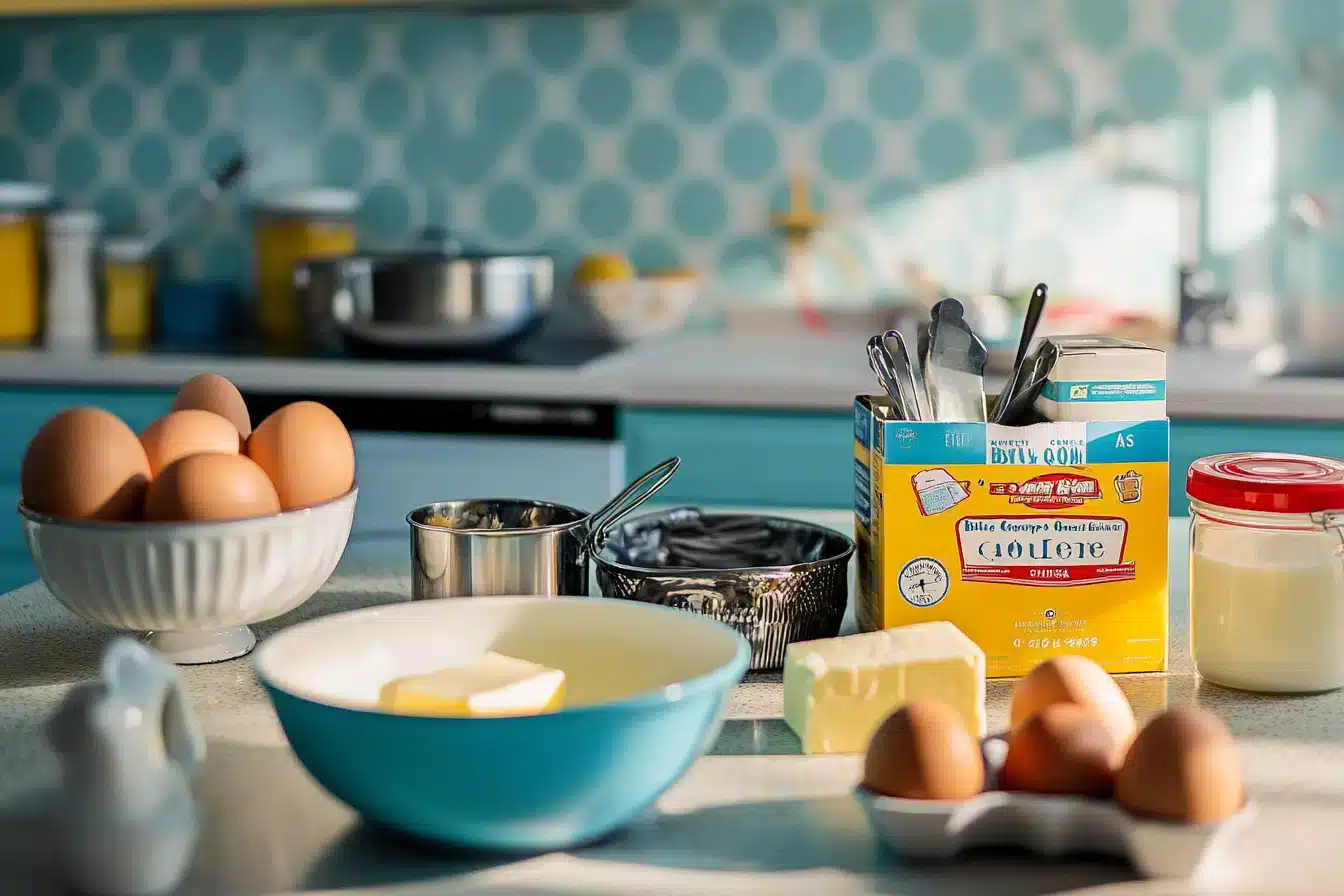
[580,457,681,561]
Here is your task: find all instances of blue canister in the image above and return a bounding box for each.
[155,280,242,347]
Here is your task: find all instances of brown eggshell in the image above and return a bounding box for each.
[171,373,252,438]
[245,401,355,511]
[143,454,282,522]
[21,407,151,521]
[140,410,241,477]
[1011,655,1137,754]
[1116,706,1243,823]
[862,701,985,801]
[1000,703,1120,797]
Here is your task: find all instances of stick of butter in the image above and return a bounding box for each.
[782,621,986,754]
[378,651,566,717]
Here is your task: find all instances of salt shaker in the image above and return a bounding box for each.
[45,210,103,350]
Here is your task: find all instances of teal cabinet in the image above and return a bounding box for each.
[0,387,173,591]
[623,408,1344,515]
[621,408,856,509]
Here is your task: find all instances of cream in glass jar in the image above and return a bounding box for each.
[1187,453,1344,694]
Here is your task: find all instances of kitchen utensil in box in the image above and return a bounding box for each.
[857,732,1254,880]
[866,329,924,421]
[294,248,555,355]
[593,507,855,670]
[992,282,1049,423]
[409,457,679,600]
[924,298,988,423]
[49,637,205,896]
[19,487,358,664]
[253,595,750,852]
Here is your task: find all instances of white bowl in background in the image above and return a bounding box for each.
[582,274,699,345]
[19,487,358,664]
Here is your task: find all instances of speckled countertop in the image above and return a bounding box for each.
[2,514,1344,894]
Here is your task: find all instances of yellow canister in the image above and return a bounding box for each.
[0,182,54,343]
[251,189,359,345]
[103,237,154,348]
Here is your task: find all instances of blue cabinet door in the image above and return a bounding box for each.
[622,407,856,508]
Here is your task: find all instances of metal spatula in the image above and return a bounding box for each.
[924,298,988,422]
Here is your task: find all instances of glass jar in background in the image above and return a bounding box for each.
[103,237,154,349]
[0,182,54,344]
[251,190,358,347]
[1187,452,1344,694]
[45,210,102,352]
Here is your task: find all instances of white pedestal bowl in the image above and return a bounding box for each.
[19,488,357,664]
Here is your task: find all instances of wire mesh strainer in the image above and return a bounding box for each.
[592,507,855,670]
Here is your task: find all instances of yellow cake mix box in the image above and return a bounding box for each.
[853,395,1169,677]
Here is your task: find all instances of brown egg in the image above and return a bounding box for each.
[171,373,252,438]
[863,701,985,801]
[1116,706,1243,823]
[246,401,355,511]
[143,453,282,522]
[21,407,151,521]
[1011,655,1137,754]
[140,410,241,477]
[1000,703,1120,797]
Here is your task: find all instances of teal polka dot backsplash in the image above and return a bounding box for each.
[1,0,1342,311]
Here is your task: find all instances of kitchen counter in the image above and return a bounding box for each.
[2,513,1344,894]
[0,337,1335,421]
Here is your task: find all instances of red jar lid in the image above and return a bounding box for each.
[1187,452,1344,513]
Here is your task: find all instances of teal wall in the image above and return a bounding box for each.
[2,0,1341,314]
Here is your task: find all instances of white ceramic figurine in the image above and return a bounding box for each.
[47,637,206,896]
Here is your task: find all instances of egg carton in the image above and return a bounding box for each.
[855,734,1255,879]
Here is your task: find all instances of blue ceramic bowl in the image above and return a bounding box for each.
[253,596,750,852]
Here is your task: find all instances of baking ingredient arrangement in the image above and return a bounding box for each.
[9,294,1344,893]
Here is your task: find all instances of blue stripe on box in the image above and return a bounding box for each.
[853,401,871,448]
[1085,420,1170,463]
[881,422,986,465]
[1040,380,1167,402]
[854,457,871,488]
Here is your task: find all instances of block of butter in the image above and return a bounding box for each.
[378,651,566,717]
[782,621,986,754]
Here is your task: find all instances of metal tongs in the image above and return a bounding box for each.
[867,329,926,421]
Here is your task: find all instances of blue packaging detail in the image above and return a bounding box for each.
[856,400,1171,467]
[1039,380,1167,403]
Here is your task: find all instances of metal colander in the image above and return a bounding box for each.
[592,507,855,670]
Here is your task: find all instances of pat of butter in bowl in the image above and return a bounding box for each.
[378,651,566,717]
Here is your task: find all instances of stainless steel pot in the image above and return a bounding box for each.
[294,250,554,353]
[407,458,679,600]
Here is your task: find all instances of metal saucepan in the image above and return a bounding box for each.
[407,457,680,600]
[294,249,555,354]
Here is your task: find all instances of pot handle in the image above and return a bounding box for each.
[581,456,681,559]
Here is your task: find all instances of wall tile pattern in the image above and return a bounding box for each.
[0,0,1342,312]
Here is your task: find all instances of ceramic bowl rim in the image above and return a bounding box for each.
[17,485,358,534]
[253,595,752,720]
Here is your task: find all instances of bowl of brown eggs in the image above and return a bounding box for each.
[17,373,358,664]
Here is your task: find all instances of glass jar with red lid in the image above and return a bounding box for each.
[1186,452,1344,693]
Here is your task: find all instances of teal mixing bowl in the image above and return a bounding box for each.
[253,596,750,852]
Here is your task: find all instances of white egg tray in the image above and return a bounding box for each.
[855,734,1255,879]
